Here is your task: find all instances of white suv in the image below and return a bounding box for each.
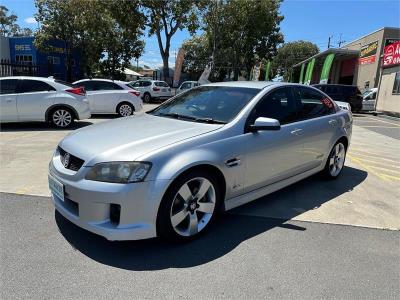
[128,80,172,103]
[73,79,143,116]
[0,76,90,128]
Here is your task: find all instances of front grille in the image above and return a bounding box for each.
[58,147,84,171]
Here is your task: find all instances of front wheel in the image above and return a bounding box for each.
[157,170,221,241]
[51,108,74,128]
[323,141,347,179]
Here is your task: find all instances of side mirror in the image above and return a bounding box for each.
[249,117,281,132]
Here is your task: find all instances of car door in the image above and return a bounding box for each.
[0,79,19,121]
[92,81,124,113]
[243,86,306,192]
[76,81,97,112]
[17,79,56,121]
[293,86,338,169]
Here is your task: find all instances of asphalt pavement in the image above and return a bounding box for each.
[1,192,399,299]
[353,114,400,140]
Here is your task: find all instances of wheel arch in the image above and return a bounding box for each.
[45,104,79,121]
[116,101,136,114]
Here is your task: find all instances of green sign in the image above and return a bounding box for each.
[304,58,315,85]
[299,63,305,83]
[265,61,271,81]
[320,53,335,84]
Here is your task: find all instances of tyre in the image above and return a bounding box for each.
[143,92,151,103]
[51,107,74,128]
[117,102,134,117]
[323,140,347,179]
[157,170,222,241]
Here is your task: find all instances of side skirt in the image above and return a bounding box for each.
[224,165,324,211]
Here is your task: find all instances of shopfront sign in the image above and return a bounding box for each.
[382,38,400,68]
[359,40,378,65]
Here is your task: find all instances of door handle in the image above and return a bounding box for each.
[329,119,337,126]
[291,128,303,135]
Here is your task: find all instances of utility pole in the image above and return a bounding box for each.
[327,35,333,49]
[337,33,346,48]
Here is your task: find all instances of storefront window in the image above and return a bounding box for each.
[393,72,400,95]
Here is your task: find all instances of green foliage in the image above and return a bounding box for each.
[0,5,33,37]
[182,34,210,79]
[141,0,204,80]
[34,0,145,81]
[271,40,319,81]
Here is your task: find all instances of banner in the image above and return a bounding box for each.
[299,63,305,84]
[304,58,315,85]
[359,41,378,65]
[265,61,271,81]
[173,48,185,87]
[319,53,335,84]
[382,38,400,68]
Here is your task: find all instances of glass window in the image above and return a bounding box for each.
[130,81,140,88]
[0,79,19,94]
[180,82,191,89]
[19,80,56,93]
[142,81,152,87]
[393,72,400,95]
[155,81,169,87]
[295,87,335,119]
[149,86,259,123]
[92,81,123,90]
[55,80,74,88]
[75,81,96,91]
[250,87,298,125]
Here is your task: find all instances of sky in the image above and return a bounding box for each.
[3,0,400,69]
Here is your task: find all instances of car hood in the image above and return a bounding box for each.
[59,113,222,165]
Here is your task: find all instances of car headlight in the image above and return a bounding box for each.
[85,162,152,183]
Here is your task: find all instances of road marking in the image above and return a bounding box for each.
[363,117,400,127]
[349,156,400,168]
[381,174,400,181]
[368,165,400,174]
[349,150,399,163]
[359,125,400,129]
[347,154,388,181]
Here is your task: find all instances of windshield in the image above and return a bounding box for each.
[149,86,259,124]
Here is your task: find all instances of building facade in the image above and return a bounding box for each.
[292,27,400,115]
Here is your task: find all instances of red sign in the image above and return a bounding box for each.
[383,40,400,68]
[359,55,376,65]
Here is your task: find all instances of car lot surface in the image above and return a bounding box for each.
[1,192,399,300]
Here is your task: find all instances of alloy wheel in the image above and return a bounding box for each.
[119,104,133,117]
[170,177,216,237]
[329,143,345,176]
[52,109,72,128]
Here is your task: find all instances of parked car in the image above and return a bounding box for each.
[73,79,142,117]
[49,82,352,242]
[128,80,172,103]
[313,84,362,112]
[0,76,90,128]
[176,81,200,94]
[362,88,377,111]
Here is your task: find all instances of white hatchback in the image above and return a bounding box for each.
[128,80,172,103]
[73,79,143,116]
[0,76,91,128]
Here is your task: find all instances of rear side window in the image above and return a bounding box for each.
[155,81,169,87]
[250,87,298,125]
[0,79,19,94]
[94,81,123,90]
[142,81,151,87]
[19,80,56,93]
[76,81,96,91]
[295,87,335,119]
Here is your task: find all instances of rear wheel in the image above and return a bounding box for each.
[157,170,221,241]
[323,141,347,179]
[143,92,151,103]
[117,103,134,117]
[51,108,74,128]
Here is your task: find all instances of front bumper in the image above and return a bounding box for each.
[49,160,171,241]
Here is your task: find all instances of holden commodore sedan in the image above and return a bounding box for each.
[49,82,352,241]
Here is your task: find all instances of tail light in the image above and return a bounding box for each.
[153,87,160,92]
[129,90,140,97]
[66,87,85,96]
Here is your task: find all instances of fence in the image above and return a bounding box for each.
[0,59,44,77]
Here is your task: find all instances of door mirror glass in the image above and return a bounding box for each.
[249,117,280,131]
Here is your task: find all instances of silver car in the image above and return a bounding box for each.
[48,82,352,241]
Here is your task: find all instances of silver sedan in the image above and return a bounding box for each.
[48,82,352,241]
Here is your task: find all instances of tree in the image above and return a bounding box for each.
[182,34,211,79]
[271,40,319,81]
[204,0,284,80]
[0,5,33,37]
[34,0,145,81]
[141,0,204,82]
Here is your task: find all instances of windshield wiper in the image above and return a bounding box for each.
[157,113,226,124]
[193,117,226,124]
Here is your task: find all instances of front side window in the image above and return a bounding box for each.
[295,87,335,120]
[149,86,259,124]
[393,72,400,95]
[180,82,191,89]
[19,80,55,93]
[0,79,19,94]
[249,87,298,125]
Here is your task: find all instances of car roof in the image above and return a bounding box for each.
[0,76,55,83]
[74,78,115,83]
[313,84,358,87]
[203,81,309,90]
